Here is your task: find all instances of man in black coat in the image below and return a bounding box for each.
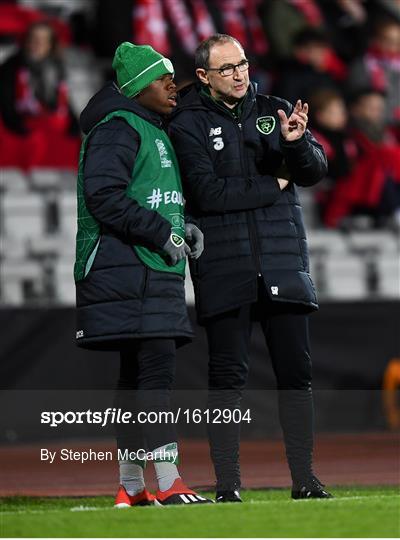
[169,33,332,501]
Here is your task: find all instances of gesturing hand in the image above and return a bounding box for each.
[277,100,308,142]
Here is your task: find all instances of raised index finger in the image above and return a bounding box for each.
[277,109,288,123]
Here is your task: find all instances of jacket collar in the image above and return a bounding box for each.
[171,81,257,122]
[80,81,165,134]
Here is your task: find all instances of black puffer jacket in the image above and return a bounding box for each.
[169,83,327,321]
[76,83,193,350]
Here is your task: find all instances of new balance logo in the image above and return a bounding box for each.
[146,188,184,210]
[209,126,222,136]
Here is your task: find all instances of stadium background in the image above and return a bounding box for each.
[0,0,399,497]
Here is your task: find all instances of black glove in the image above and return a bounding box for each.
[162,233,191,266]
[185,223,204,259]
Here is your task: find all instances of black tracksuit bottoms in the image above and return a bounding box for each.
[114,338,178,455]
[205,280,314,490]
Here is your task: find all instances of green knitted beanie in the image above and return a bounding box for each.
[112,42,174,98]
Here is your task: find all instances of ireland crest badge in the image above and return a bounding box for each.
[256,116,276,135]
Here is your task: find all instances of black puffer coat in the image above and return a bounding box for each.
[76,83,193,350]
[169,83,327,321]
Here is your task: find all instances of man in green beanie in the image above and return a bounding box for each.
[74,42,211,506]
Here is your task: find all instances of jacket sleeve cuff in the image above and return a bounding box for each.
[152,222,172,250]
[267,176,283,199]
[279,133,308,151]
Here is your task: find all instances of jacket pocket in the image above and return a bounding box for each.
[141,264,149,298]
[288,215,306,271]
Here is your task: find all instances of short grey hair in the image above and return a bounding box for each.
[195,34,243,70]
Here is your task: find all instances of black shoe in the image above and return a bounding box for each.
[216,489,243,503]
[292,476,333,499]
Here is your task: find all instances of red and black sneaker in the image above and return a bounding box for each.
[114,485,160,507]
[156,478,214,505]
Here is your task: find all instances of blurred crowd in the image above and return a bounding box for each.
[0,0,399,230]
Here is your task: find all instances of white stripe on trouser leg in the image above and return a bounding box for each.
[180,494,190,503]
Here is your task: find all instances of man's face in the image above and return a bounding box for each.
[374,23,400,55]
[316,98,347,131]
[26,26,53,62]
[196,41,249,106]
[295,43,328,71]
[352,94,386,125]
[135,74,177,115]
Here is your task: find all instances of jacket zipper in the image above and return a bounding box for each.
[236,120,263,277]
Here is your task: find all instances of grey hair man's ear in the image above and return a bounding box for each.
[196,68,209,84]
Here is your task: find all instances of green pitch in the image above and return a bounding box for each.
[1,486,399,538]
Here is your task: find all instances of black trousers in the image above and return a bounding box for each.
[114,338,177,454]
[205,281,314,490]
